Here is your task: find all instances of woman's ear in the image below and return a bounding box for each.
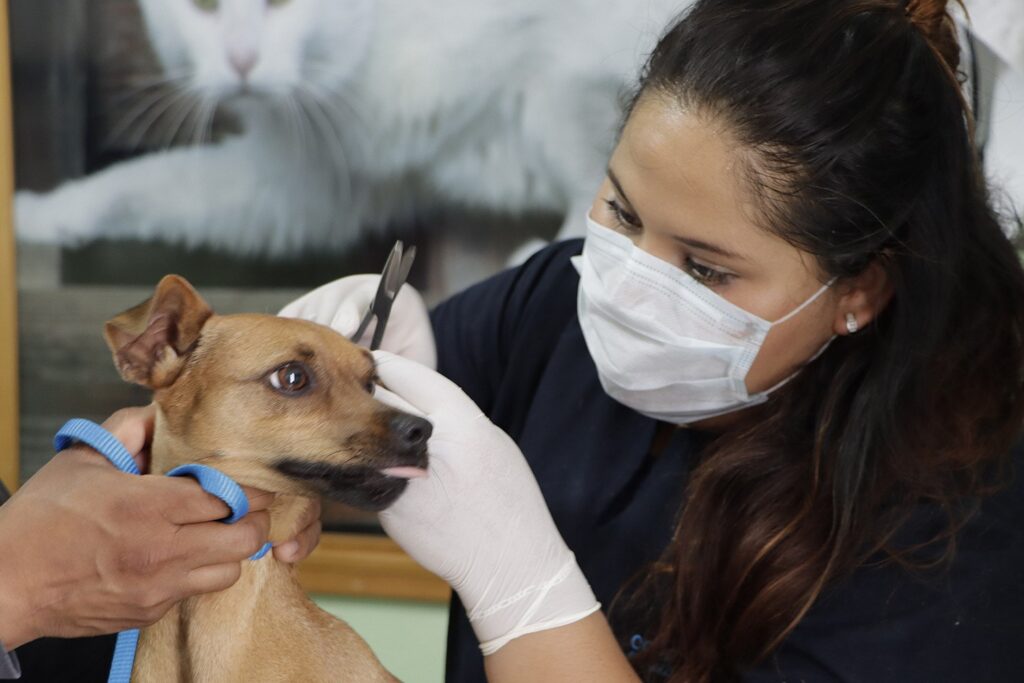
[833,258,894,335]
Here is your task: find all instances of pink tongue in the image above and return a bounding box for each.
[381,466,429,479]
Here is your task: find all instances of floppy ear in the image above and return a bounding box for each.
[103,275,213,389]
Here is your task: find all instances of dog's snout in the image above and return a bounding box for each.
[390,413,432,450]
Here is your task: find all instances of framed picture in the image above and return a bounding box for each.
[4,0,458,602]
[1,0,17,496]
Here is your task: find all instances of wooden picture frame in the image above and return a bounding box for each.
[0,0,19,495]
[0,1,446,604]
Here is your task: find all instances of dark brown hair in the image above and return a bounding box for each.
[619,1,1024,680]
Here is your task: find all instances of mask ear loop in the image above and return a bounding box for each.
[753,277,839,399]
[771,277,838,326]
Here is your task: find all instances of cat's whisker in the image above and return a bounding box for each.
[294,86,354,203]
[106,87,179,152]
[298,77,371,139]
[106,74,194,110]
[294,85,345,153]
[189,96,218,147]
[280,95,311,156]
[126,87,192,151]
[107,72,192,92]
[160,90,203,150]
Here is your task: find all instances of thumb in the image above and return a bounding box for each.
[373,385,427,418]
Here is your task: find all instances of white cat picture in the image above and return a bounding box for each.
[15,0,690,257]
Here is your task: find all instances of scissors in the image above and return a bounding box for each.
[351,240,417,350]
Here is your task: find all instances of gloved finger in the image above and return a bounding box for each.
[389,286,438,368]
[331,305,367,341]
[277,294,312,320]
[278,277,356,320]
[373,351,484,419]
[282,290,357,330]
[373,384,427,418]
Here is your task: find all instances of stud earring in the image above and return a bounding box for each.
[845,313,859,334]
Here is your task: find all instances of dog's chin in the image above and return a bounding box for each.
[273,459,409,512]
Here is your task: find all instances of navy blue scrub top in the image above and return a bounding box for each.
[433,239,1024,682]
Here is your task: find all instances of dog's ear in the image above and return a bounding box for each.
[103,275,213,389]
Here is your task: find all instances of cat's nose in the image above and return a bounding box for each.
[228,47,259,80]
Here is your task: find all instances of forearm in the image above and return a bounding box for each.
[0,517,36,651]
[0,612,33,653]
[483,612,640,683]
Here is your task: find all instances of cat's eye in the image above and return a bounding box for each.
[193,0,219,12]
[268,362,312,395]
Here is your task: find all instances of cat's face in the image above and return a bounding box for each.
[138,0,376,98]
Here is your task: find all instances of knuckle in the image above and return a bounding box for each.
[114,548,160,579]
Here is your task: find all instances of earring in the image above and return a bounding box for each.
[845,313,859,334]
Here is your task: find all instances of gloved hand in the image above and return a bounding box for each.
[372,351,600,655]
[278,274,437,369]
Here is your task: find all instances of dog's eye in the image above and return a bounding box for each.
[268,362,310,394]
[364,379,376,395]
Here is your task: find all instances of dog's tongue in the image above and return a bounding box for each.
[381,466,429,479]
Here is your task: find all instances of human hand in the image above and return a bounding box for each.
[0,406,275,649]
[270,497,322,564]
[278,274,436,369]
[99,404,320,564]
[372,352,599,654]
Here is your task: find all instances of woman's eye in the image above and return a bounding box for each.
[604,198,642,232]
[685,257,732,287]
[268,362,311,394]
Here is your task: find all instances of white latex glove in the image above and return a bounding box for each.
[278,274,437,369]
[372,351,600,655]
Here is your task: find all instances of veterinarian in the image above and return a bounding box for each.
[296,0,1024,680]
[0,405,321,679]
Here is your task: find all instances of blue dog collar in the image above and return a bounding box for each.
[53,418,273,682]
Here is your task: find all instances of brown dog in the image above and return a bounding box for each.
[102,274,431,682]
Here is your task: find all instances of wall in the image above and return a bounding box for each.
[314,595,449,683]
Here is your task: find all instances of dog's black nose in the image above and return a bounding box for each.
[389,413,432,450]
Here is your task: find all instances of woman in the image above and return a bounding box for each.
[284,0,1024,680]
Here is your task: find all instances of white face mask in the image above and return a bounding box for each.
[572,215,834,425]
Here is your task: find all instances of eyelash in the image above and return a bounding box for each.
[602,198,734,287]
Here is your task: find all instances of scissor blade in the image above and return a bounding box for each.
[383,241,409,298]
[396,245,416,288]
[379,242,403,297]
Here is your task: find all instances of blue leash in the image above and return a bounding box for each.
[53,418,272,683]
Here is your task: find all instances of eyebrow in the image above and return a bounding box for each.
[606,166,747,262]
